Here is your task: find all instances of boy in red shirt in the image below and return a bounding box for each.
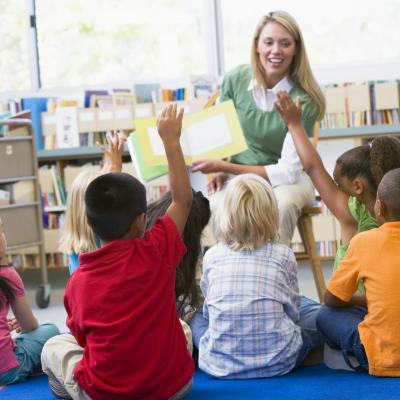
[41,104,194,399]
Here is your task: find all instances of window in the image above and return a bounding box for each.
[220,0,400,76]
[0,0,31,92]
[35,0,208,88]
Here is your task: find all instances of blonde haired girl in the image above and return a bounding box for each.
[214,173,278,251]
[191,174,323,378]
[192,10,325,246]
[59,132,124,274]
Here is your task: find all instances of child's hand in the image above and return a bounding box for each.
[7,317,21,333]
[275,91,302,127]
[100,131,125,173]
[156,104,184,146]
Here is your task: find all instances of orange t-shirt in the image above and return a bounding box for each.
[328,221,400,377]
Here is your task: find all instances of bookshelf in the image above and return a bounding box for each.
[0,117,50,308]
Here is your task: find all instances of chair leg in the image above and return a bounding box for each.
[297,214,326,302]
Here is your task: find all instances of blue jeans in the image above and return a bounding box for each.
[316,305,368,371]
[191,296,323,365]
[0,323,60,385]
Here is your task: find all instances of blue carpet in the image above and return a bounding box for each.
[1,365,399,400]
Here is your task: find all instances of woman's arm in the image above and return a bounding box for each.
[275,91,356,230]
[10,295,38,333]
[192,159,267,178]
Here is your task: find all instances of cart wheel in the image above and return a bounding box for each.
[36,284,51,309]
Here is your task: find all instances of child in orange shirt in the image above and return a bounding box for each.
[316,168,400,376]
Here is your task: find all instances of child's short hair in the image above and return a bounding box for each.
[85,172,146,241]
[59,170,102,255]
[214,174,279,251]
[377,168,400,219]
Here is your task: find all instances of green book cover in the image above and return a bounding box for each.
[127,132,168,182]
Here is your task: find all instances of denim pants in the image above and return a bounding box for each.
[191,295,323,365]
[0,323,60,385]
[316,305,369,371]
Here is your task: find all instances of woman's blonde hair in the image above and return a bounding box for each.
[59,170,102,254]
[213,174,279,251]
[250,10,325,120]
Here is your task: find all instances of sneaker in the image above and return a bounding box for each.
[46,370,72,399]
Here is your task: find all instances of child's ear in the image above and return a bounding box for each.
[374,198,387,221]
[133,213,147,238]
[353,178,364,195]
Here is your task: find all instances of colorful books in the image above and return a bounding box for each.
[134,100,247,167]
[21,97,49,149]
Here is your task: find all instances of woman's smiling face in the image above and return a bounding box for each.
[256,21,296,87]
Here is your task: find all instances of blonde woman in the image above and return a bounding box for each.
[191,174,322,378]
[192,10,325,246]
[59,132,124,274]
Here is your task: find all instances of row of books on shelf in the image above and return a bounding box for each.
[39,166,66,207]
[290,240,338,258]
[321,80,400,129]
[40,98,208,150]
[0,78,217,149]
[7,252,69,269]
[0,181,36,206]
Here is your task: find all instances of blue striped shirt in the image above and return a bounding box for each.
[199,241,302,378]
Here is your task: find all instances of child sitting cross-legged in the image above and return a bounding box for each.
[41,104,194,400]
[0,217,59,386]
[316,168,400,376]
[191,174,323,378]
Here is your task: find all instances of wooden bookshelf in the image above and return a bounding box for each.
[320,124,400,140]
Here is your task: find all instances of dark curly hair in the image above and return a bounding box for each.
[370,136,400,188]
[336,136,400,194]
[146,190,211,314]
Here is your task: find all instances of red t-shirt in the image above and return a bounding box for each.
[64,216,194,400]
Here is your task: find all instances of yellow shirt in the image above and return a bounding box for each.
[328,222,400,377]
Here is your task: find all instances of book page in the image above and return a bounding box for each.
[185,114,232,156]
[147,126,165,156]
[147,126,191,156]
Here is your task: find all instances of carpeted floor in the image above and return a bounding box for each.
[1,365,399,400]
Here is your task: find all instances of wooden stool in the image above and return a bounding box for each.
[295,206,326,302]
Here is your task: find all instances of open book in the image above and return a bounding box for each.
[134,100,247,167]
[127,132,168,182]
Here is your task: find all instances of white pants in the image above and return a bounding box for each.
[207,172,314,247]
[41,334,91,400]
[41,321,193,400]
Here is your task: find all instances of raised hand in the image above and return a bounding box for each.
[207,172,229,194]
[156,104,184,146]
[275,91,302,128]
[100,131,125,173]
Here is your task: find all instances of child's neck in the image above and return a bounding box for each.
[360,194,376,219]
[0,255,8,265]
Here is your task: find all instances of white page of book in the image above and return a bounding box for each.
[147,126,191,157]
[184,114,232,156]
[147,127,164,156]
